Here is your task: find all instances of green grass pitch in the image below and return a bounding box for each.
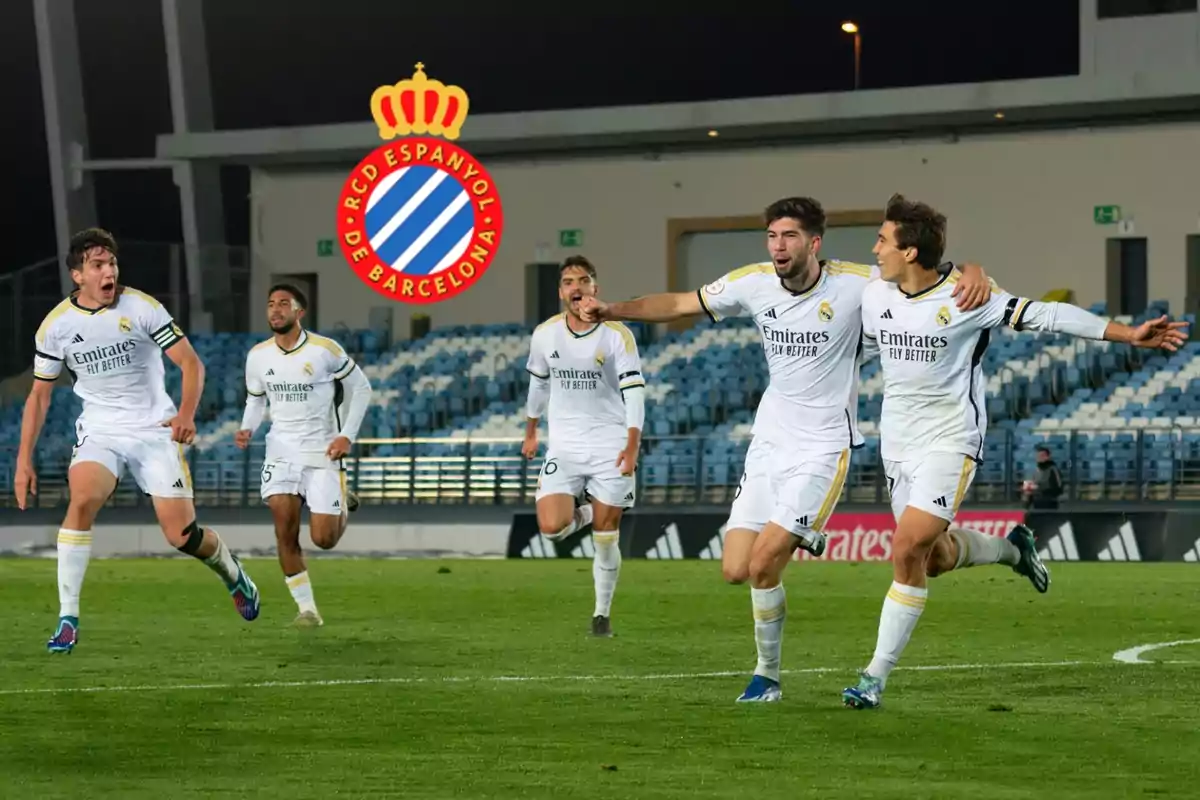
[0,558,1197,799]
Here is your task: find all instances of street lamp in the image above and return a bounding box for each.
[841,21,861,90]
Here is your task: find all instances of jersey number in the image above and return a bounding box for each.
[261,463,274,484]
[542,459,559,476]
[733,471,747,500]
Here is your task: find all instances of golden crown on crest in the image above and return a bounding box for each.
[370,63,470,141]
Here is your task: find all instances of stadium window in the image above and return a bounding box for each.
[1097,0,1197,19]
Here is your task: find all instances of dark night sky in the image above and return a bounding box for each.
[2,0,1080,272]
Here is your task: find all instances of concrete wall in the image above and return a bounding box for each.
[251,121,1200,333]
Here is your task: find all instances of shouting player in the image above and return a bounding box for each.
[579,197,995,703]
[235,284,372,628]
[522,256,645,638]
[842,194,1189,709]
[14,228,260,653]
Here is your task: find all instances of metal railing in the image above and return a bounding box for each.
[3,427,1199,510]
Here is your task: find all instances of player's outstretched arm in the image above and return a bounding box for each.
[579,291,703,324]
[1007,298,1189,352]
[14,379,54,510]
[162,338,204,444]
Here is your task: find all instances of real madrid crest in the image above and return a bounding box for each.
[935,306,952,326]
[118,317,132,333]
[818,301,834,322]
[303,362,314,376]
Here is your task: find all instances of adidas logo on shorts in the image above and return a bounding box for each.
[172,479,184,489]
[933,496,948,507]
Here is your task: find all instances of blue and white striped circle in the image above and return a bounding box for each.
[364,165,475,275]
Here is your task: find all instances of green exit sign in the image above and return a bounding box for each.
[559,229,584,248]
[317,238,335,257]
[1093,205,1121,225]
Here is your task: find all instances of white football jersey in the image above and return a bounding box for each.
[245,329,357,468]
[526,315,644,454]
[697,260,875,455]
[861,271,1037,462]
[32,288,183,434]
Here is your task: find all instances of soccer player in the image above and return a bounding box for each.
[841,194,1189,710]
[522,256,646,638]
[235,284,372,628]
[13,228,261,653]
[579,197,995,702]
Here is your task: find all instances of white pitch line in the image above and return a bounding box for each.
[1112,638,1200,664]
[0,659,1131,698]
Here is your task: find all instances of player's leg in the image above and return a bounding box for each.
[133,437,260,621]
[843,455,971,709]
[266,493,321,627]
[721,449,773,584]
[307,469,349,550]
[47,441,121,653]
[583,457,636,637]
[932,523,1049,593]
[737,449,849,703]
[534,452,590,541]
[587,500,624,637]
[263,462,322,624]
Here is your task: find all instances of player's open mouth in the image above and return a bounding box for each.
[774,258,791,268]
[570,294,582,303]
[100,281,115,292]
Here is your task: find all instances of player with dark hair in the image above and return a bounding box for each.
[15,228,261,653]
[235,284,372,627]
[581,196,996,703]
[842,194,1189,709]
[522,255,645,637]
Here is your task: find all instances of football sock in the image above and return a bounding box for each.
[592,530,620,617]
[544,504,593,542]
[202,531,241,586]
[866,581,927,686]
[949,526,1020,569]
[57,528,92,618]
[287,571,317,614]
[751,584,786,683]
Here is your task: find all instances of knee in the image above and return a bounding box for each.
[722,564,749,585]
[173,520,205,554]
[310,529,338,550]
[538,516,573,536]
[748,555,779,590]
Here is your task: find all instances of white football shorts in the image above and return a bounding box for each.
[70,421,193,499]
[726,436,851,537]
[260,459,348,516]
[883,452,977,523]
[535,448,636,509]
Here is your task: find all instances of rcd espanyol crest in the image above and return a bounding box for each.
[336,63,505,304]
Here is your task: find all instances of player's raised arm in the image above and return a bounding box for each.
[982,288,1189,351]
[579,291,702,324]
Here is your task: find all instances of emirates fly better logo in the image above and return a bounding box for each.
[336,63,505,304]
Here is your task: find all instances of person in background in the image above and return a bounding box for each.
[1023,445,1064,509]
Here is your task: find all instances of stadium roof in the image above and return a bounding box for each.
[156,71,1200,166]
